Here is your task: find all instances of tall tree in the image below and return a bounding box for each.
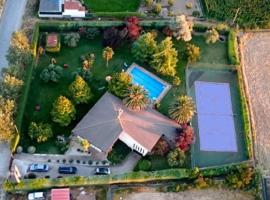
[169,95,195,124]
[151,37,178,77]
[51,96,76,126]
[205,28,219,44]
[108,72,132,98]
[131,32,157,63]
[68,75,92,104]
[169,15,193,41]
[185,43,200,63]
[103,47,114,67]
[0,96,15,141]
[0,74,23,100]
[10,31,30,51]
[123,85,149,111]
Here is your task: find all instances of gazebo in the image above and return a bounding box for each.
[51,188,70,200]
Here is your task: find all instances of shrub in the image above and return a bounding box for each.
[126,16,141,40]
[152,139,170,156]
[27,146,36,154]
[175,125,194,152]
[153,3,162,14]
[108,72,132,98]
[167,148,186,167]
[173,76,181,86]
[145,0,153,7]
[194,175,210,189]
[0,73,24,100]
[63,33,80,47]
[136,159,152,171]
[78,27,100,40]
[68,75,93,104]
[50,96,76,126]
[168,0,175,6]
[205,28,219,44]
[192,10,200,17]
[103,27,128,49]
[131,32,157,63]
[228,30,239,65]
[16,146,23,154]
[185,43,200,63]
[28,122,53,143]
[226,166,254,189]
[40,64,63,83]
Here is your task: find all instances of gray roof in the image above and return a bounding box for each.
[39,0,62,13]
[72,92,180,152]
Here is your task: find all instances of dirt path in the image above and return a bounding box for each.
[240,31,270,174]
[118,188,254,200]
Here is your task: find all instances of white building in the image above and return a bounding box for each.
[38,0,86,18]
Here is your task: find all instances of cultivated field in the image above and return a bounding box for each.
[240,32,270,173]
[114,188,254,200]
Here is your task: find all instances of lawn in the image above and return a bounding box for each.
[84,0,141,12]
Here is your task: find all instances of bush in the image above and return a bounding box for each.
[152,139,170,156]
[153,3,162,14]
[205,28,219,44]
[40,64,63,83]
[175,125,195,152]
[173,76,181,86]
[185,43,200,63]
[78,27,100,40]
[63,33,80,47]
[107,141,131,164]
[136,159,152,171]
[28,122,53,143]
[192,10,200,17]
[108,72,132,99]
[27,146,36,154]
[16,146,23,154]
[226,166,254,189]
[167,148,186,167]
[228,30,239,65]
[94,12,145,19]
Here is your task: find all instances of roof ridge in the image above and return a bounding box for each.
[73,118,119,132]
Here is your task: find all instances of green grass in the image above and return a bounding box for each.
[84,0,141,12]
[21,36,134,153]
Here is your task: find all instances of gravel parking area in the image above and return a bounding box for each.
[114,188,254,200]
[240,32,270,173]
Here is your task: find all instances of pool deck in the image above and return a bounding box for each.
[126,63,172,103]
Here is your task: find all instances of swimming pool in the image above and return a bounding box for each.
[127,64,171,101]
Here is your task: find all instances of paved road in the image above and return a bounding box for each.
[0,0,27,69]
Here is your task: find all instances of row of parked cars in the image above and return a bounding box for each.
[28,163,111,175]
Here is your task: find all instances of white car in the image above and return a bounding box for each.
[28,192,45,200]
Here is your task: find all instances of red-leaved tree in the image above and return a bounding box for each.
[175,125,195,152]
[126,16,141,40]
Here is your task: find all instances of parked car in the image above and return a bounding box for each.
[58,166,77,174]
[95,167,111,175]
[28,192,45,200]
[28,164,49,172]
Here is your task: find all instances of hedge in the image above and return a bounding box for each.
[15,24,39,132]
[93,12,146,19]
[228,30,239,65]
[10,131,20,153]
[4,162,253,192]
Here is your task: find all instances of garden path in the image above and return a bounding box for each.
[0,0,27,68]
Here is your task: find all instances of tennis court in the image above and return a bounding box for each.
[187,68,247,167]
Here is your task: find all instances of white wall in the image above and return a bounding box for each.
[63,9,85,18]
[119,132,149,156]
[38,13,63,18]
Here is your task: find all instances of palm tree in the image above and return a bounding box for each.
[169,95,195,124]
[103,47,114,67]
[123,85,149,111]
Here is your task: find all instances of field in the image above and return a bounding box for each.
[84,0,141,12]
[240,32,270,172]
[202,0,270,28]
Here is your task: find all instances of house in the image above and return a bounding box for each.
[72,92,179,156]
[38,0,86,18]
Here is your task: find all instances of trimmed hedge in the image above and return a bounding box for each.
[228,30,239,65]
[10,131,20,153]
[93,12,146,19]
[4,162,253,192]
[15,25,40,132]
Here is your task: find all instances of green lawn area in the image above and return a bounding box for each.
[20,31,229,154]
[84,0,141,12]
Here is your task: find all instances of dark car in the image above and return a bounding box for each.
[95,167,111,175]
[28,164,49,172]
[58,166,77,174]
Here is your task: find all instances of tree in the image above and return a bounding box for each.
[167,148,186,167]
[0,96,15,141]
[152,139,170,156]
[40,64,63,83]
[123,85,149,111]
[205,28,219,44]
[28,122,53,143]
[10,31,30,51]
[103,47,114,67]
[169,95,195,124]
[0,73,23,100]
[51,96,76,126]
[169,15,193,41]
[68,75,92,104]
[103,27,128,49]
[153,3,162,14]
[126,17,141,40]
[175,125,194,151]
[108,72,132,98]
[63,33,80,47]
[185,43,200,63]
[151,37,178,77]
[131,32,157,63]
[168,0,175,6]
[80,53,95,71]
[78,27,100,40]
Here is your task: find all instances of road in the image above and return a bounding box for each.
[0,0,27,69]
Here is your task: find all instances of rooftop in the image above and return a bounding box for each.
[39,0,62,13]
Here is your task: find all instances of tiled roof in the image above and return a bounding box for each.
[64,0,86,11]
[46,34,58,47]
[51,188,70,200]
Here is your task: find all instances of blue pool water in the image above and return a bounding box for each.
[129,66,166,100]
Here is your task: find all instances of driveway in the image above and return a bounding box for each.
[0,0,27,69]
